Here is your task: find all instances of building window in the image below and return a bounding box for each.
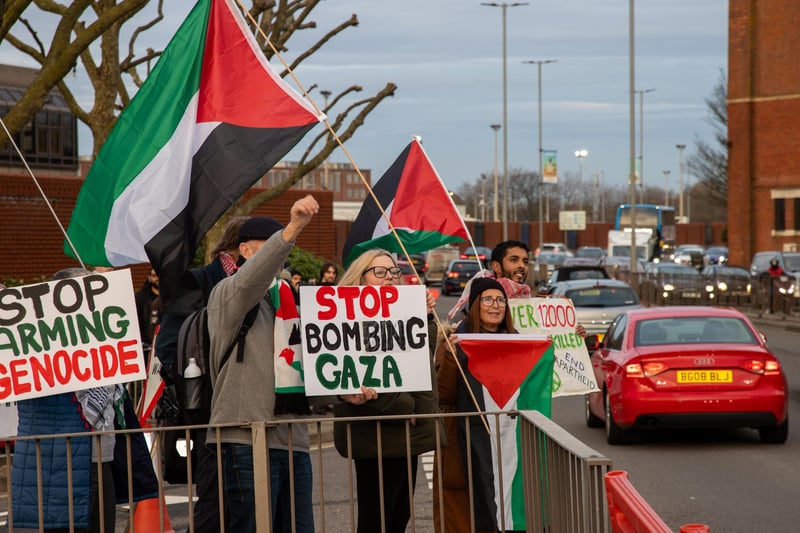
[795,199,800,230]
[775,198,786,231]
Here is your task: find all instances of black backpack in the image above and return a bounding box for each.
[174,303,259,425]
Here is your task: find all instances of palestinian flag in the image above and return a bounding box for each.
[65,0,322,299]
[457,334,554,531]
[341,138,468,267]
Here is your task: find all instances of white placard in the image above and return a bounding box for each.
[0,269,146,402]
[299,285,431,396]
[509,297,600,397]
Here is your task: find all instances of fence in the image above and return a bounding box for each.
[0,409,613,532]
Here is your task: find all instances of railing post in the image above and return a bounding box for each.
[251,422,272,532]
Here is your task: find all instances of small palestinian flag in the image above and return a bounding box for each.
[65,0,322,300]
[341,138,469,267]
[271,278,304,393]
[457,334,554,531]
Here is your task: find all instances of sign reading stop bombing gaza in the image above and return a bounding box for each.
[509,297,599,397]
[300,285,431,396]
[0,270,146,403]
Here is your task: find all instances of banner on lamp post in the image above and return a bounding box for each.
[542,150,558,184]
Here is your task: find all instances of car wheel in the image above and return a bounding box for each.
[585,394,604,428]
[441,284,449,296]
[605,391,632,445]
[759,417,789,444]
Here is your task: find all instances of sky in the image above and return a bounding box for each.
[1,0,728,196]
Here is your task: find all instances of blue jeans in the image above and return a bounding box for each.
[221,444,314,533]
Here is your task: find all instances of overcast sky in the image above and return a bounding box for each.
[2,0,728,196]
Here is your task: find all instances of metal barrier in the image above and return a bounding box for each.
[0,409,613,532]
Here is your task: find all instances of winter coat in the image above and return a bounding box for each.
[12,393,92,529]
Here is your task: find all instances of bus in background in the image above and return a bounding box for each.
[614,204,676,261]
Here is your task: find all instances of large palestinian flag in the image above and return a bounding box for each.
[457,334,554,531]
[65,0,322,297]
[341,138,468,267]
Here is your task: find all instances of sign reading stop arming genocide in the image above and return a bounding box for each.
[0,270,146,403]
[300,285,431,396]
[509,297,599,397]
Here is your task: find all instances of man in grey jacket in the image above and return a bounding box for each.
[206,194,318,533]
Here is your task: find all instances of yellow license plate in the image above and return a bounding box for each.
[676,370,732,383]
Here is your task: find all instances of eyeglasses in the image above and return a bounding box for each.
[480,296,508,307]
[363,266,402,279]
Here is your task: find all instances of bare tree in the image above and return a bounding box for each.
[686,68,728,207]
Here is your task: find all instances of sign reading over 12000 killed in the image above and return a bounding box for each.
[299,284,431,396]
[0,270,145,402]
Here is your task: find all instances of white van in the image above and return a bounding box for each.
[424,245,461,285]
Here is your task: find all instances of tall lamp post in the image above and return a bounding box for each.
[635,88,655,204]
[320,89,332,190]
[523,59,557,252]
[662,169,671,206]
[574,149,588,209]
[676,143,686,220]
[483,2,528,240]
[490,124,501,221]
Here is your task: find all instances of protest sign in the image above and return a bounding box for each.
[300,284,431,396]
[0,269,146,402]
[509,297,600,397]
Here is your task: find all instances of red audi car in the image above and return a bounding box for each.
[585,306,788,444]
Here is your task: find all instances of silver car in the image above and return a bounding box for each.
[541,278,643,338]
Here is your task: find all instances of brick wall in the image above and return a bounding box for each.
[728,1,800,266]
[0,176,334,288]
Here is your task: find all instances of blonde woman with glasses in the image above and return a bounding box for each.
[334,249,441,533]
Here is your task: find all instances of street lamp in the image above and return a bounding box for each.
[483,1,529,240]
[635,88,655,204]
[662,169,671,206]
[320,89,332,190]
[481,175,487,221]
[523,59,557,253]
[574,149,588,209]
[676,143,686,220]
[490,124,501,221]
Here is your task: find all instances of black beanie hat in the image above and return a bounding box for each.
[468,277,507,309]
[237,217,284,244]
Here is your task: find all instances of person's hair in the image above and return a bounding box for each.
[290,269,302,278]
[338,249,396,286]
[211,216,249,257]
[465,287,515,334]
[53,267,91,281]
[491,240,529,264]
[320,261,338,279]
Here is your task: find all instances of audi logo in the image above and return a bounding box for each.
[693,357,715,366]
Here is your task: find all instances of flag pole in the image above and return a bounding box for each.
[0,117,88,270]
[238,2,491,432]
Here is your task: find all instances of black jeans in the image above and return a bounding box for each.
[354,456,419,533]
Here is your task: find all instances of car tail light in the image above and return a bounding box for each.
[624,363,644,378]
[409,276,419,284]
[740,359,781,375]
[459,254,467,259]
[642,362,669,376]
[447,271,460,278]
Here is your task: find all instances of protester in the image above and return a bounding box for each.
[333,248,442,533]
[206,196,318,533]
[134,267,161,349]
[290,269,303,305]
[433,276,517,533]
[154,214,246,533]
[12,267,122,532]
[319,261,338,285]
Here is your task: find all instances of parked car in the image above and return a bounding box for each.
[541,279,642,338]
[397,260,422,285]
[703,246,729,266]
[673,244,705,268]
[424,245,460,285]
[538,265,610,294]
[700,264,752,302]
[641,263,715,304]
[441,259,482,296]
[575,246,606,262]
[534,242,570,259]
[460,246,492,268]
[584,306,789,444]
[532,252,570,285]
[602,255,648,277]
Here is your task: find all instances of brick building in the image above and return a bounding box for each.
[728,2,800,266]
